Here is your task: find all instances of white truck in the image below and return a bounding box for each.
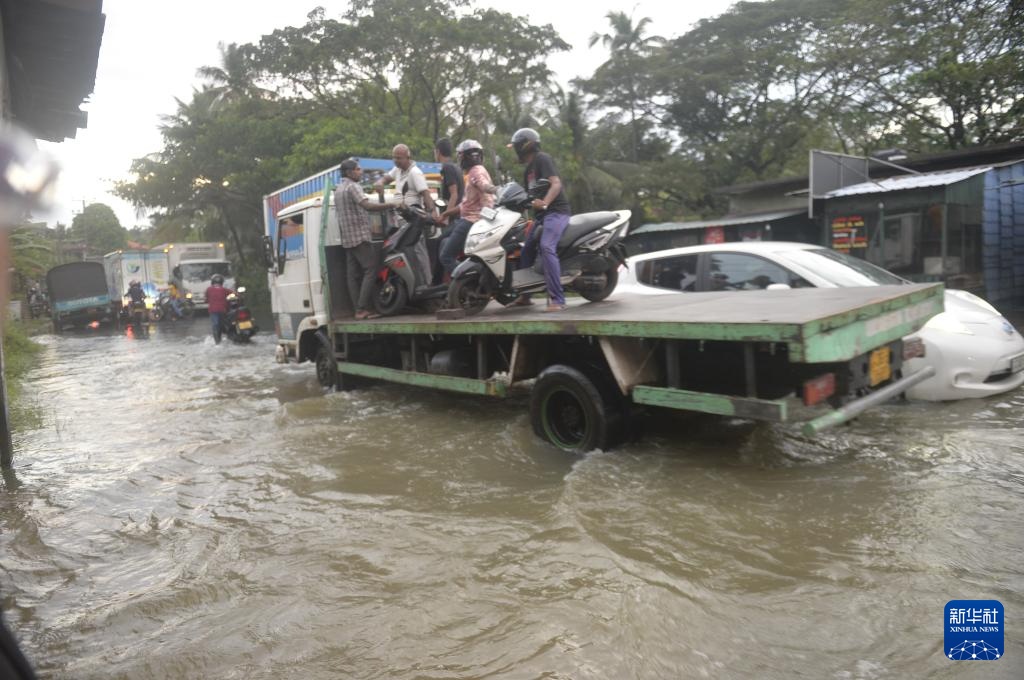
[103,248,171,308]
[154,242,235,310]
[261,158,441,365]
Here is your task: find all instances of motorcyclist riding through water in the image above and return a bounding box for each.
[205,274,234,344]
[125,280,149,337]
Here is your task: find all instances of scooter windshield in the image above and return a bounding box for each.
[495,182,528,208]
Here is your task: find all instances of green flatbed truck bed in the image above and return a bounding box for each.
[322,284,943,450]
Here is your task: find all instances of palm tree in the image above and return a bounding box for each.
[196,42,275,111]
[588,11,663,162]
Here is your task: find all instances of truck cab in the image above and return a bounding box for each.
[156,242,235,310]
[268,195,357,365]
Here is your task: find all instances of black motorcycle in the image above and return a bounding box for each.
[128,298,149,338]
[373,205,448,316]
[221,287,257,343]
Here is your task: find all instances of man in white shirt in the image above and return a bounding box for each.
[374,144,436,213]
[373,144,437,286]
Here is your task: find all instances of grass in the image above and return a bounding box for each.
[3,316,45,431]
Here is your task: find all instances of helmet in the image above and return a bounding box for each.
[211,274,224,285]
[509,128,540,161]
[456,139,484,170]
[129,279,140,287]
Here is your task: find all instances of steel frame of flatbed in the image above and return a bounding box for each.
[324,283,944,436]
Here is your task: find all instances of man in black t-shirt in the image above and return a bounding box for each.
[508,128,572,311]
[434,138,464,224]
[433,138,465,283]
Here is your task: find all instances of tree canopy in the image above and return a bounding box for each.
[113,0,1024,267]
[69,203,125,255]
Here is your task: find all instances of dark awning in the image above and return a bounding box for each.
[2,0,106,141]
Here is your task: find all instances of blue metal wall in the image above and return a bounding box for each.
[983,162,1024,309]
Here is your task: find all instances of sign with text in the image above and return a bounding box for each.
[831,215,866,251]
[945,600,1003,661]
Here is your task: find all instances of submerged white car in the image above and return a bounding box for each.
[617,242,1024,401]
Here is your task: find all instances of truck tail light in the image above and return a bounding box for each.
[902,337,926,360]
[803,373,836,406]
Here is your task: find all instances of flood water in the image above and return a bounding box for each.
[2,318,1022,679]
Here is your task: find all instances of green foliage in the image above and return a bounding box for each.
[117,0,1024,243]
[68,203,125,256]
[3,318,43,431]
[9,225,56,284]
[829,0,1024,149]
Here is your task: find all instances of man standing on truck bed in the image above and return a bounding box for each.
[335,159,393,320]
[374,144,437,285]
[432,138,464,284]
[509,128,572,312]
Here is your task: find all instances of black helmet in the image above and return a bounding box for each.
[212,274,224,285]
[129,279,140,287]
[509,128,540,161]
[456,139,484,170]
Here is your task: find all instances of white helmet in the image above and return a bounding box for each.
[456,139,484,169]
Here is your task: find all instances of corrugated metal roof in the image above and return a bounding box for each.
[631,209,805,235]
[823,167,990,198]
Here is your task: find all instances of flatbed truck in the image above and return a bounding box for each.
[265,182,943,451]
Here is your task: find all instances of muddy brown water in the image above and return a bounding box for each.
[1,318,1022,679]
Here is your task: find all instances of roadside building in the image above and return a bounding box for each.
[626,142,1024,309]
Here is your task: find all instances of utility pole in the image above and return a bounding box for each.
[0,340,12,469]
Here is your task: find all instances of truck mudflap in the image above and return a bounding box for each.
[801,365,936,436]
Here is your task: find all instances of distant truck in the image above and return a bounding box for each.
[154,242,234,310]
[46,262,115,333]
[103,248,171,314]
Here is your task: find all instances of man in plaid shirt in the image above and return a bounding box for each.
[334,158,393,319]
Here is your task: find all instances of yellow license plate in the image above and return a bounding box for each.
[869,347,891,386]
[238,320,253,330]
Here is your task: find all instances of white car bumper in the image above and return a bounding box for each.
[905,327,1024,401]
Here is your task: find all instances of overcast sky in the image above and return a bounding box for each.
[36,0,739,230]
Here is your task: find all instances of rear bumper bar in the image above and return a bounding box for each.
[801,366,937,436]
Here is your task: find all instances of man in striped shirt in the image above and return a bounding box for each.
[334,158,392,320]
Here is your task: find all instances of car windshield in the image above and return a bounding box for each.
[776,248,907,287]
[181,262,231,283]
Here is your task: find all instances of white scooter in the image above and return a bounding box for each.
[446,181,631,315]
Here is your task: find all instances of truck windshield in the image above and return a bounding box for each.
[181,263,231,283]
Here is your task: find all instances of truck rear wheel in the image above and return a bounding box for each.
[530,364,624,452]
